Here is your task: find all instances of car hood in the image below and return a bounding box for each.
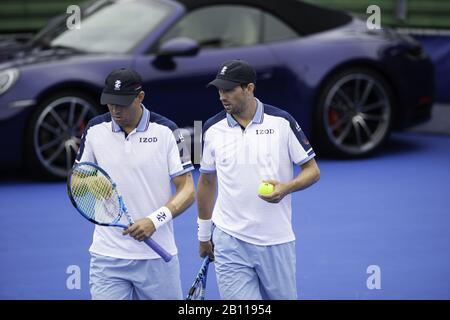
[0,35,34,62]
[0,47,90,70]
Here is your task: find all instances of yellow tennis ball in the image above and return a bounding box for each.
[258,182,274,195]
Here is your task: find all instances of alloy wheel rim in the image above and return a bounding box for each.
[33,97,97,177]
[323,74,391,155]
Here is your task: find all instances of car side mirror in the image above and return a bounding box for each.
[157,37,199,57]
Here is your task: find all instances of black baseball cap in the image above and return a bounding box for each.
[100,68,143,106]
[207,59,256,90]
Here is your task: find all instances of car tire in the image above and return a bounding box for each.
[25,91,101,179]
[313,67,394,158]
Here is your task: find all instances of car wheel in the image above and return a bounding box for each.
[25,92,100,179]
[314,68,394,157]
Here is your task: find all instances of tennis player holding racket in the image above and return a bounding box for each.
[75,68,195,299]
[197,60,320,300]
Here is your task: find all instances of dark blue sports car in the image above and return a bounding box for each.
[0,0,434,179]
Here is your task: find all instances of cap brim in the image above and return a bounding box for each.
[100,92,136,106]
[207,78,241,90]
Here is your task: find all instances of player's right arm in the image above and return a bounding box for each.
[197,172,217,260]
[197,122,217,260]
[71,124,97,197]
[71,172,88,197]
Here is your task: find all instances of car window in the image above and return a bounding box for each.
[262,12,299,43]
[51,0,172,53]
[158,5,261,49]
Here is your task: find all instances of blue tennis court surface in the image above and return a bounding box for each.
[1,132,449,300]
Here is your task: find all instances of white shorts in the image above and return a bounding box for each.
[89,253,183,300]
[213,227,297,300]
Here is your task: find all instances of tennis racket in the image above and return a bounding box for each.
[67,161,172,262]
[186,257,211,300]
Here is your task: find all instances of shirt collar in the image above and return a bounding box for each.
[226,98,264,127]
[111,104,150,133]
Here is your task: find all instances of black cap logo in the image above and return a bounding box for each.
[114,80,121,91]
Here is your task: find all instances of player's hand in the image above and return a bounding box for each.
[123,218,156,241]
[199,240,214,261]
[87,176,113,199]
[258,179,288,203]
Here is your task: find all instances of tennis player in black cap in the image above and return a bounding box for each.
[75,67,195,299]
[197,59,320,300]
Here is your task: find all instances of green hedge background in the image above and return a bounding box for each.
[0,0,449,34]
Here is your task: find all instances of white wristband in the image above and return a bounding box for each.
[197,218,212,242]
[147,206,173,230]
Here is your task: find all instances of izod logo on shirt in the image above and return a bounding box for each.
[139,137,158,143]
[256,129,275,135]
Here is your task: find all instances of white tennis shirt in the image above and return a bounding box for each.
[76,105,193,259]
[200,99,315,245]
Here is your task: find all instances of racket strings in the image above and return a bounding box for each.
[186,260,210,300]
[70,165,121,224]
[190,283,204,300]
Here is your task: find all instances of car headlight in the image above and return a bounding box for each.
[0,68,19,96]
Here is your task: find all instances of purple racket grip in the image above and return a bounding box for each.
[144,237,172,262]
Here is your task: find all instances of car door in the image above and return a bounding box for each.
[133,4,279,128]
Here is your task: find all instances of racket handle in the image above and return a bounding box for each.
[144,238,172,262]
